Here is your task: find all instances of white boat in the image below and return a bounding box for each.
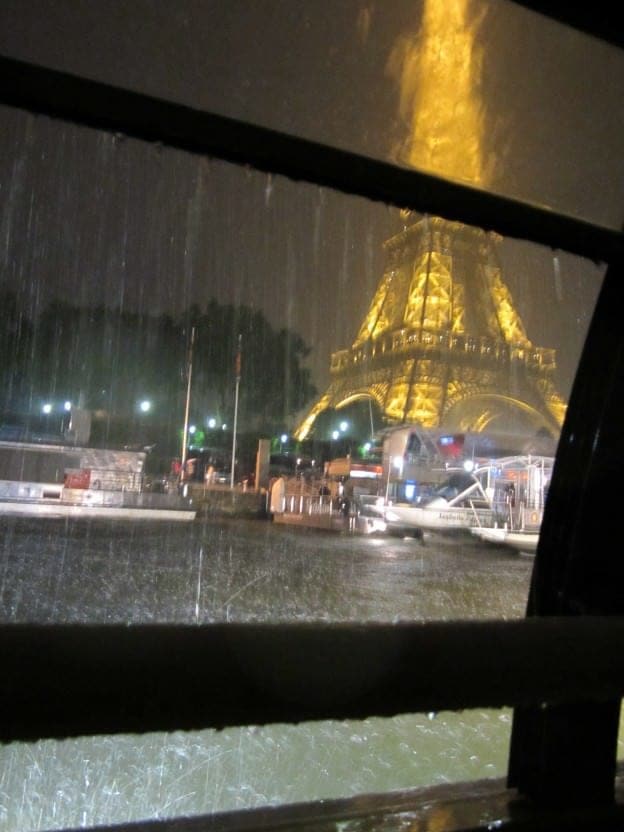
[371,454,553,538]
[380,466,496,533]
[0,441,196,521]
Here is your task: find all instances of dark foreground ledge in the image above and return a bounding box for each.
[33,773,624,832]
[2,617,623,742]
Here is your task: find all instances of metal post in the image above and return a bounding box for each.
[230,334,242,489]
[181,326,195,482]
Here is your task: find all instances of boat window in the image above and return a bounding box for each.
[406,433,422,455]
[0,2,623,831]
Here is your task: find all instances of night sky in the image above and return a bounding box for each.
[1,0,622,398]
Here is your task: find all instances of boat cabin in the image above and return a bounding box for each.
[0,439,146,498]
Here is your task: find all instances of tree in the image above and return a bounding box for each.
[4,296,317,445]
[0,287,33,413]
[188,301,316,435]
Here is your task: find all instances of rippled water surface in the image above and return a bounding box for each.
[0,515,533,623]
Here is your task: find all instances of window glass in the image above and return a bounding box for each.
[1,0,623,229]
[0,3,622,831]
[1,103,616,831]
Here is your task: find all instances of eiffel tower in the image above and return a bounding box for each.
[295,1,567,442]
[294,215,566,441]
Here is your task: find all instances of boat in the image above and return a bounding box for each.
[0,440,197,521]
[377,464,496,534]
[370,423,557,504]
[367,454,553,538]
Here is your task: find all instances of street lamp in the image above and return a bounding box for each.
[139,400,151,413]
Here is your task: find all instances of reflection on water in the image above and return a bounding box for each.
[0,517,620,831]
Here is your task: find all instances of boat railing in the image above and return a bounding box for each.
[283,493,342,516]
[448,477,491,508]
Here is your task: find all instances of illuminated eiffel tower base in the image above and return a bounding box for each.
[295,216,566,441]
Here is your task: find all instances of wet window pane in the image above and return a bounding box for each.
[0,101,616,829]
[0,3,622,831]
[1,1,623,229]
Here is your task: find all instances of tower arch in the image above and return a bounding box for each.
[295,217,566,441]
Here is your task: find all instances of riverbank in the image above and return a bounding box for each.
[189,484,383,534]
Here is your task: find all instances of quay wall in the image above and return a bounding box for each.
[185,483,267,518]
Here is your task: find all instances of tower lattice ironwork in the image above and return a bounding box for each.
[295,216,566,441]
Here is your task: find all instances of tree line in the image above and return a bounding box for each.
[0,289,317,455]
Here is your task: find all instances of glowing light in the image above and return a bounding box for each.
[42,403,52,414]
[139,400,151,413]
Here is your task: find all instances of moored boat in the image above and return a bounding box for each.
[0,440,196,521]
[372,454,553,538]
[379,465,496,534]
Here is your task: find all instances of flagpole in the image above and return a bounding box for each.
[181,325,195,482]
[230,333,242,489]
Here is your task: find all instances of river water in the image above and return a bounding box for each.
[0,516,620,830]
